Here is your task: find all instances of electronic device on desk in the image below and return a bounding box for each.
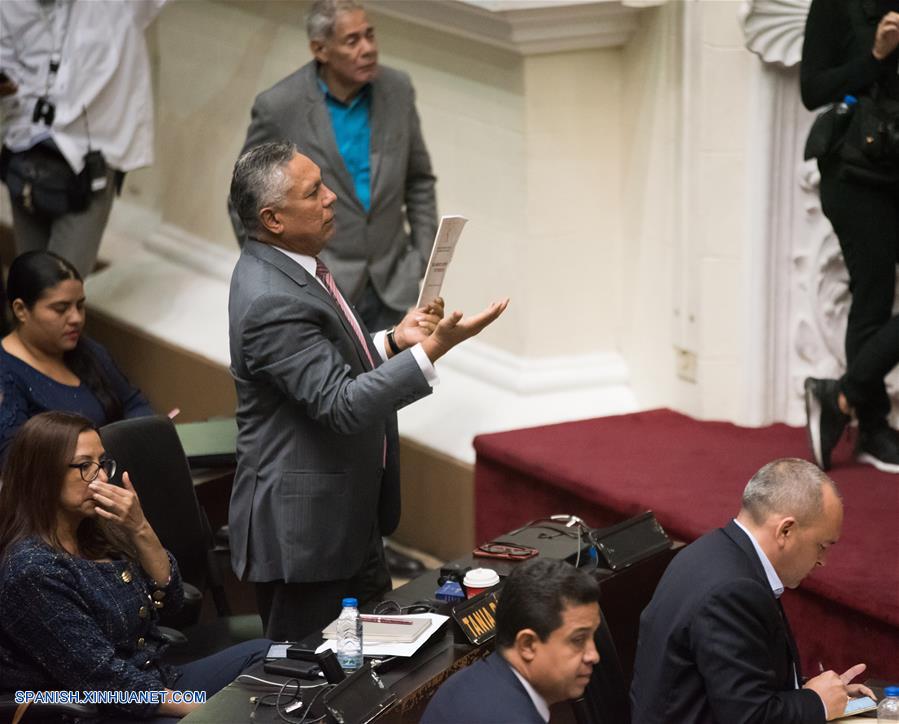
[321,662,396,724]
[499,516,596,565]
[263,657,321,680]
[592,511,671,570]
[498,511,670,571]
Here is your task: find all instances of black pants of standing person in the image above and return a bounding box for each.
[254,528,392,642]
[819,158,899,433]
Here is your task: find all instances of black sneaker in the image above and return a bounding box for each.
[804,378,850,470]
[857,426,899,473]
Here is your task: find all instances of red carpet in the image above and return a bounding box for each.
[473,408,899,680]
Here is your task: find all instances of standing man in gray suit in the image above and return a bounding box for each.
[228,141,507,641]
[229,0,437,333]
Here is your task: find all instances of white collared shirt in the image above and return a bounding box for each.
[272,246,437,384]
[733,518,785,598]
[0,0,165,173]
[509,666,550,723]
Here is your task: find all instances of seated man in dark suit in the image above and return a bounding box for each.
[422,559,601,724]
[630,458,875,724]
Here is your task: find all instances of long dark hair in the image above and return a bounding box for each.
[6,251,123,421]
[0,411,132,561]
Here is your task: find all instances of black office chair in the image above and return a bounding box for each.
[572,604,631,724]
[99,415,263,663]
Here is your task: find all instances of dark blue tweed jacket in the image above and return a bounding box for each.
[0,536,184,718]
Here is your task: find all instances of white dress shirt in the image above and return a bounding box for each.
[733,518,785,598]
[0,0,165,173]
[510,666,551,723]
[273,246,437,384]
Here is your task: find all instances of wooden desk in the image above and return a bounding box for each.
[183,534,679,723]
[182,565,486,724]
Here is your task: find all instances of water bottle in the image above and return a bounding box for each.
[878,685,899,721]
[835,94,858,115]
[805,95,858,160]
[336,597,363,671]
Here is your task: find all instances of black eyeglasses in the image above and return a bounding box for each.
[68,458,116,482]
[473,542,539,560]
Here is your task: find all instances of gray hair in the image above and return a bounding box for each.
[229,141,296,236]
[306,0,364,41]
[741,458,840,525]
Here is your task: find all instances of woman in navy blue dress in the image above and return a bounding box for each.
[0,251,153,457]
[0,412,268,721]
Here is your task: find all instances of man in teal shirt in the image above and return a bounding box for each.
[231,0,438,332]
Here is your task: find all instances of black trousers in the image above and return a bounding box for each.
[819,159,899,432]
[255,530,391,642]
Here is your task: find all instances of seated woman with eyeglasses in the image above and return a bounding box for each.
[0,412,269,721]
[0,251,154,458]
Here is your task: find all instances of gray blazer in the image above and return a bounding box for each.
[227,240,432,583]
[230,62,437,312]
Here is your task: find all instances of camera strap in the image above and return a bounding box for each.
[82,104,92,151]
[37,0,74,98]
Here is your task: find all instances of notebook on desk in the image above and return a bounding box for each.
[322,616,431,644]
[174,418,238,468]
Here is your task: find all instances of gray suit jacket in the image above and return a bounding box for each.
[230,62,437,312]
[227,240,432,583]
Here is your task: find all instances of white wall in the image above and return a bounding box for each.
[87,0,773,462]
[617,0,761,424]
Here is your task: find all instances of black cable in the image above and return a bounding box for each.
[372,599,437,615]
[504,520,581,538]
[249,679,332,724]
[293,682,334,724]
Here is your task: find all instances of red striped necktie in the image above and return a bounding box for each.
[315,257,374,369]
[316,257,387,467]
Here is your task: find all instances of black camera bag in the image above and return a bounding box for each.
[839,91,899,187]
[0,141,90,218]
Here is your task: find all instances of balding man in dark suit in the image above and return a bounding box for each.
[630,458,874,724]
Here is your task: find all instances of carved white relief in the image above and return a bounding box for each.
[792,160,899,425]
[739,0,811,68]
[794,163,848,377]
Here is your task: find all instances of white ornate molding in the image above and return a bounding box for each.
[739,0,811,68]
[794,165,849,375]
[794,166,899,425]
[369,0,666,55]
